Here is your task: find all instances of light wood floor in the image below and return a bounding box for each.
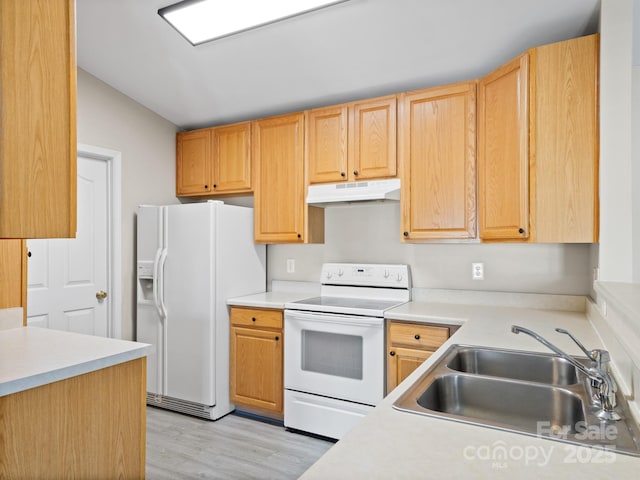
[146,407,334,479]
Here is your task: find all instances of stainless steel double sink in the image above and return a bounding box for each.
[393,345,640,456]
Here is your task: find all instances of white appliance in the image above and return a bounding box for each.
[306,178,401,206]
[136,201,266,420]
[284,263,410,439]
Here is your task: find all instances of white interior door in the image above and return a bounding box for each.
[27,155,110,336]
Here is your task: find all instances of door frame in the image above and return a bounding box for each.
[78,144,122,338]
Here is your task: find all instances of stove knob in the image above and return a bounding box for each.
[396,273,403,282]
[326,271,333,280]
[383,270,390,279]
[337,268,344,277]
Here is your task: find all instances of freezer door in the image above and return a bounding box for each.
[137,303,164,395]
[164,203,216,406]
[136,206,164,396]
[136,206,162,264]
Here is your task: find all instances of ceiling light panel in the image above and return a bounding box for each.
[159,0,351,45]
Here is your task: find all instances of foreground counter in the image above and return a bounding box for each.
[0,327,150,479]
[301,299,640,479]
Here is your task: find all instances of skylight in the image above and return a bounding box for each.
[158,0,350,46]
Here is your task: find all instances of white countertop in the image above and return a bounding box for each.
[302,301,640,479]
[0,327,150,397]
[227,291,314,309]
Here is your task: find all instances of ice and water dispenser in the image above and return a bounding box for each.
[137,261,155,303]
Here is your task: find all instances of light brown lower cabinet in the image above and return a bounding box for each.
[386,321,450,394]
[0,358,146,479]
[230,307,283,419]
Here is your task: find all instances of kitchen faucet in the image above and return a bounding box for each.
[511,325,620,421]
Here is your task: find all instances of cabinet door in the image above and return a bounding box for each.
[530,34,598,242]
[351,96,397,180]
[307,106,349,184]
[253,113,306,243]
[387,347,433,394]
[478,54,529,241]
[399,83,476,240]
[176,129,212,195]
[212,122,252,193]
[230,326,283,414]
[0,0,76,238]
[0,240,26,312]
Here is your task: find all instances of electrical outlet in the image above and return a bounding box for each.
[472,262,484,280]
[286,259,295,273]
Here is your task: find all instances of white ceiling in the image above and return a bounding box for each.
[77,0,600,130]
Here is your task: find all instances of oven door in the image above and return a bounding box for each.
[284,309,384,406]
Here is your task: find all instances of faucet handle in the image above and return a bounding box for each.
[555,328,596,362]
[591,349,612,371]
[592,349,610,362]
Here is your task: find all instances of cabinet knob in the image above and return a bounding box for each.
[389,351,396,357]
[251,317,256,322]
[340,172,346,177]
[414,334,420,340]
[353,170,359,176]
[204,184,209,189]
[275,336,279,341]
[27,251,32,258]
[213,184,217,188]
[518,228,525,235]
[297,234,301,239]
[403,232,409,237]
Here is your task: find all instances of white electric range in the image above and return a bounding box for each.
[284,263,411,440]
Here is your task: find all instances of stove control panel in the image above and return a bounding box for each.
[320,263,410,289]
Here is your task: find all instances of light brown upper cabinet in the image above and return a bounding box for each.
[529,34,599,242]
[307,95,397,184]
[176,129,212,195]
[399,82,477,241]
[478,34,599,242]
[176,121,252,196]
[0,0,77,238]
[478,54,530,241]
[253,112,324,244]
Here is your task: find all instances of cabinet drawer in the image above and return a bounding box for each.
[388,322,449,350]
[231,307,283,329]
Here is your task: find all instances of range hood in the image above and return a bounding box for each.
[306,179,401,206]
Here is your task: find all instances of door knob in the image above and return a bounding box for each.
[96,290,108,300]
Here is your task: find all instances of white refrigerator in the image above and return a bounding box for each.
[136,201,266,420]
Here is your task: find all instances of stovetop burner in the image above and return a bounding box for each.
[284,263,411,317]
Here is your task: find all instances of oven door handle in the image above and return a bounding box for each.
[284,310,383,327]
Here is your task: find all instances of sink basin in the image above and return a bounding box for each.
[417,374,585,433]
[393,344,640,456]
[446,346,580,385]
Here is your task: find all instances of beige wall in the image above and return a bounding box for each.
[269,204,592,295]
[599,0,634,282]
[77,69,178,340]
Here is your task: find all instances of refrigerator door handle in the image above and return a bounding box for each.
[158,247,169,318]
[152,247,163,318]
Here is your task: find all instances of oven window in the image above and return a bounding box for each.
[301,330,363,380]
